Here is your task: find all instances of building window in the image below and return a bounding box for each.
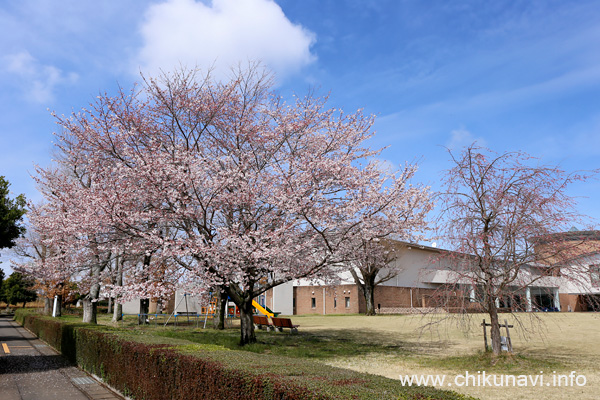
[345,297,350,308]
[311,297,316,308]
[334,298,337,308]
[591,265,600,287]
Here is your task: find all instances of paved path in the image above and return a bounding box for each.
[0,315,124,400]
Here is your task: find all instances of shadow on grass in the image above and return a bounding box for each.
[114,323,568,374]
[131,326,452,360]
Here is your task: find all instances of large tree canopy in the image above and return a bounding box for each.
[0,176,26,249]
[29,65,431,344]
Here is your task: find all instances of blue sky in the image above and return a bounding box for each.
[1,0,600,269]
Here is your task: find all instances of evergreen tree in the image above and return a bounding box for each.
[0,268,4,302]
[2,272,36,307]
[0,176,27,250]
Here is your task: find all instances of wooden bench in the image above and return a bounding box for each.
[253,315,272,331]
[271,317,299,334]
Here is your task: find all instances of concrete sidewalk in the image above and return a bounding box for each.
[0,315,125,400]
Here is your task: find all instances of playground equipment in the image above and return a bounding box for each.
[202,294,219,328]
[201,293,242,328]
[252,300,274,317]
[163,292,279,329]
[164,292,195,326]
[201,296,275,319]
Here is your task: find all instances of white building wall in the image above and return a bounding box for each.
[174,291,204,314]
[122,299,141,314]
[293,244,445,290]
[121,298,164,314]
[556,253,600,295]
[271,281,294,315]
[379,244,445,289]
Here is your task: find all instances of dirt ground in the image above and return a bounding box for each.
[290,312,600,400]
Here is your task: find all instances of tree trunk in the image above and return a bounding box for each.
[363,283,376,316]
[107,297,113,314]
[488,298,502,355]
[225,283,256,346]
[213,288,227,330]
[350,268,378,316]
[111,255,123,323]
[82,299,97,324]
[112,302,122,323]
[82,282,100,324]
[138,298,150,325]
[44,297,52,315]
[238,298,256,345]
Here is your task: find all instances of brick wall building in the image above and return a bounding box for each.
[290,284,437,315]
[293,285,360,315]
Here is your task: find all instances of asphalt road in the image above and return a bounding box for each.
[0,314,123,400]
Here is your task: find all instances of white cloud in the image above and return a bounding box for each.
[446,127,486,150]
[3,51,78,103]
[135,0,316,79]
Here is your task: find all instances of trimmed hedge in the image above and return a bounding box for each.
[15,310,475,400]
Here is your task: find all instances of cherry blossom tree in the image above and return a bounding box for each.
[12,228,60,315]
[436,144,595,355]
[349,239,397,316]
[29,131,180,323]
[347,164,432,316]
[28,162,119,324]
[33,64,432,344]
[14,199,93,318]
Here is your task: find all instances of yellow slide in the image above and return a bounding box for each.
[252,300,274,318]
